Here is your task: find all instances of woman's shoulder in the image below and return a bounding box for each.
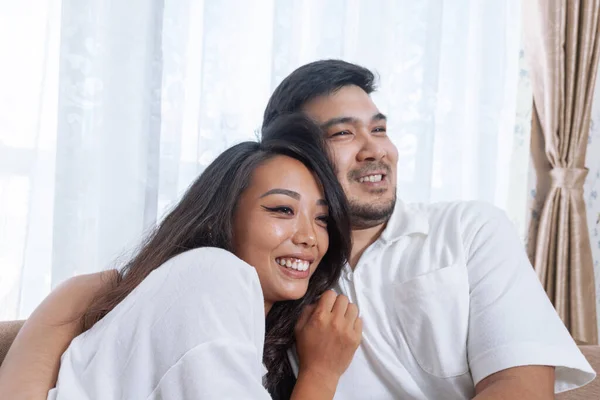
[153,247,262,301]
[170,247,248,268]
[146,247,265,343]
[167,247,257,279]
[96,247,264,344]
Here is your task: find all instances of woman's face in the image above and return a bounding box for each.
[233,155,330,311]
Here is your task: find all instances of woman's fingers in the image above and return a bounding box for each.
[331,294,349,317]
[317,290,338,313]
[344,302,359,323]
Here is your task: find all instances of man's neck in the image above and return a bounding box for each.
[349,223,386,269]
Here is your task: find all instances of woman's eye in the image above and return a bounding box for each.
[263,206,294,215]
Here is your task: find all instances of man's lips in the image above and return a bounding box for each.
[356,171,387,183]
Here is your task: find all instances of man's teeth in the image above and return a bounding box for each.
[359,174,383,183]
[276,258,310,272]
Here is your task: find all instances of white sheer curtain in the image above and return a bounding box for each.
[0,0,526,320]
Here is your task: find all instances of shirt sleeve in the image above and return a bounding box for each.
[462,202,596,393]
[144,248,271,399]
[147,339,271,400]
[49,248,271,400]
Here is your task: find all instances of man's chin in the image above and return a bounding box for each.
[356,186,389,195]
[348,197,396,228]
[350,192,396,208]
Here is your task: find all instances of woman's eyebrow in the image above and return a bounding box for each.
[259,188,300,200]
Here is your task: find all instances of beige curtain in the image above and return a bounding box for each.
[524,0,600,345]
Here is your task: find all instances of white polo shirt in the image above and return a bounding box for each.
[293,200,595,399]
[48,247,270,400]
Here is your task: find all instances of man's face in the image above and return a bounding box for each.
[302,85,398,229]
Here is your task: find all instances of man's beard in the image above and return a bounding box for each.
[348,191,396,229]
[346,161,396,229]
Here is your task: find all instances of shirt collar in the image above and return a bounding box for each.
[379,199,430,243]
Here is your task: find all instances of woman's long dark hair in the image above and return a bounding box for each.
[81,113,351,392]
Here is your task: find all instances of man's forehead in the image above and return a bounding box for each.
[302,87,381,124]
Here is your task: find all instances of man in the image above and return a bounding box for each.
[262,60,594,399]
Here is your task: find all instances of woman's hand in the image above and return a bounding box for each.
[0,270,117,400]
[291,290,362,400]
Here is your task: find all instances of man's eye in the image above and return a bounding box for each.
[331,130,352,137]
[373,127,387,133]
[316,215,329,225]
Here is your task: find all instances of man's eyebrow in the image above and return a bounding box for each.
[372,112,387,122]
[320,114,386,130]
[259,188,300,200]
[320,116,358,130]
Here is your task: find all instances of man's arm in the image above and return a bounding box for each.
[0,270,117,400]
[474,365,555,399]
[462,202,593,397]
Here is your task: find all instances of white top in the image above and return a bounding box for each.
[290,200,596,399]
[48,247,270,400]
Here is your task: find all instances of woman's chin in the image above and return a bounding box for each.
[272,286,309,303]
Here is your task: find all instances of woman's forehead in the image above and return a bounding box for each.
[247,156,324,199]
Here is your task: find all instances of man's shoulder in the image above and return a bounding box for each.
[384,200,511,253]
[404,200,506,231]
[380,200,513,266]
[402,201,521,264]
[406,199,501,216]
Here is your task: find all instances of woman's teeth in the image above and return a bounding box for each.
[276,257,310,272]
[359,174,383,183]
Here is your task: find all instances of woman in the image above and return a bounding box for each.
[0,114,359,399]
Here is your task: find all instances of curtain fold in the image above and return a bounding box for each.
[524,0,600,344]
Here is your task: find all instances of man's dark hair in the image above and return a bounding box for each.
[262,59,377,129]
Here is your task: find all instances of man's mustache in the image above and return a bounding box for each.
[348,162,391,180]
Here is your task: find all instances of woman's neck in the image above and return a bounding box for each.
[264,301,272,316]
